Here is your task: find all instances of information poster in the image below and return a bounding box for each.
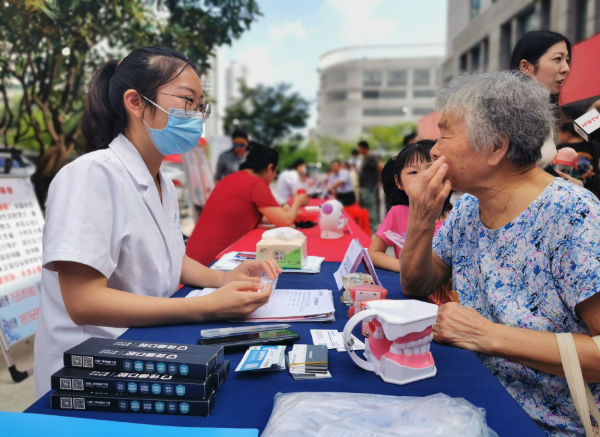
[0,177,43,349]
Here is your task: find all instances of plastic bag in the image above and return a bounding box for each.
[261,392,499,437]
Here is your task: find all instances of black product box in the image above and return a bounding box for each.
[215,360,230,385]
[64,344,217,379]
[51,367,218,399]
[50,390,216,416]
[83,337,224,365]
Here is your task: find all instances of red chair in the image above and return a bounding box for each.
[343,203,371,238]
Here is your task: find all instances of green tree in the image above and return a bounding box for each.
[273,137,320,171]
[317,136,355,166]
[362,123,417,151]
[0,0,260,204]
[223,82,310,146]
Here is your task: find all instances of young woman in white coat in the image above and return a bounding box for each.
[34,47,280,397]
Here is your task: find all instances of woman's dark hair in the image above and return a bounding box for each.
[382,140,452,212]
[81,47,193,154]
[510,31,571,79]
[231,128,248,141]
[559,121,577,136]
[239,141,279,173]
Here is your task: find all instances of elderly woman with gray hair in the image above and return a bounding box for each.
[400,71,600,436]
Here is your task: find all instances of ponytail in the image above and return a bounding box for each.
[81,60,121,153]
[80,47,193,154]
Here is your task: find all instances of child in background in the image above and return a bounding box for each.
[368,140,455,305]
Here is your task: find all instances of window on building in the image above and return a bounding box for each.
[459,54,468,73]
[500,21,512,70]
[413,107,435,116]
[362,90,406,99]
[387,70,407,86]
[519,7,538,38]
[330,71,347,85]
[413,69,430,86]
[470,0,481,19]
[363,71,383,86]
[575,0,588,42]
[541,0,551,30]
[327,91,347,102]
[413,90,436,98]
[596,0,600,34]
[363,108,407,117]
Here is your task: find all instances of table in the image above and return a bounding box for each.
[216,202,372,262]
[26,262,545,436]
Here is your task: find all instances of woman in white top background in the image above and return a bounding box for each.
[34,47,279,398]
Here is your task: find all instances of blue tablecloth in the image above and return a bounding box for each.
[26,262,545,436]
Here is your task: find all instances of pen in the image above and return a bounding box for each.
[200,324,291,338]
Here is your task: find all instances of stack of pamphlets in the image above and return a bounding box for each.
[310,329,366,352]
[235,345,286,372]
[288,344,331,380]
[50,338,229,417]
[187,289,336,323]
[211,252,325,274]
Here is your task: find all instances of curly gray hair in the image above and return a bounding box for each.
[435,71,555,166]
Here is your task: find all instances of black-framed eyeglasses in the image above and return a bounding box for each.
[156,92,211,119]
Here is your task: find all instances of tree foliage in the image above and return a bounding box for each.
[223,81,310,147]
[0,0,260,203]
[272,137,320,171]
[361,123,417,152]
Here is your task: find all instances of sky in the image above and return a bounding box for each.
[221,0,448,130]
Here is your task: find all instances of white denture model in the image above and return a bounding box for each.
[343,299,438,385]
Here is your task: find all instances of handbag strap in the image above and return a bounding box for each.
[556,333,600,436]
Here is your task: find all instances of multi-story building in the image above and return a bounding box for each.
[443,0,600,85]
[224,61,249,109]
[200,53,223,136]
[316,46,444,142]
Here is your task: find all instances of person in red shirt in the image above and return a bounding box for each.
[187,142,309,265]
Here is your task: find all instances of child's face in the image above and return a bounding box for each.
[397,157,432,191]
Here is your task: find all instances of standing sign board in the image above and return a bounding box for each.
[0,151,44,381]
[182,146,215,222]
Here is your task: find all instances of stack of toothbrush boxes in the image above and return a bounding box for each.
[49,337,229,417]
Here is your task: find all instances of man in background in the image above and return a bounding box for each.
[215,128,249,181]
[274,159,307,203]
[357,140,383,233]
[328,160,355,206]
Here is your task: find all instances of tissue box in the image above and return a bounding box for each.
[256,228,307,269]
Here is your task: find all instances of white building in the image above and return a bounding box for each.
[200,52,224,136]
[224,61,249,109]
[316,46,444,142]
[443,0,600,85]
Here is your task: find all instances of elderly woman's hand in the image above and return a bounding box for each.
[404,156,452,225]
[433,302,496,353]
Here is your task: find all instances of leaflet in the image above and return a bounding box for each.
[235,345,286,372]
[310,330,365,352]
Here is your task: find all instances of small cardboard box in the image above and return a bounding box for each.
[256,228,307,269]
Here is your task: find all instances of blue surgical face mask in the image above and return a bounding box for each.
[142,97,204,156]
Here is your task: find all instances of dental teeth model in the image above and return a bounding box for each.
[343,300,438,385]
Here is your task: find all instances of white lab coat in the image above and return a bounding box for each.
[34,134,185,398]
[275,169,303,202]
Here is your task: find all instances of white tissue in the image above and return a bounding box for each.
[262,227,305,240]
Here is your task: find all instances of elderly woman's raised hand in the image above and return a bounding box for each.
[404,156,452,225]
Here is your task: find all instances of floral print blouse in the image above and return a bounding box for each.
[433,178,600,436]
